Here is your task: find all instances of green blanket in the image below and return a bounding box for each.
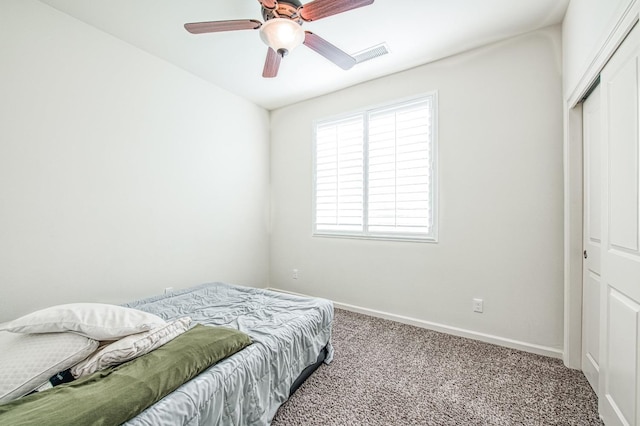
[0,324,252,425]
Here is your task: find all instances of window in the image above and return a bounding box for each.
[313,93,438,242]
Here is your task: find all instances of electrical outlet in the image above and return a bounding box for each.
[472,298,483,313]
[292,269,299,280]
[164,287,174,294]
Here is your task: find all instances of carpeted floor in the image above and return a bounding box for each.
[272,309,602,426]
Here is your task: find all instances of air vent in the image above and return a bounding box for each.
[352,43,390,64]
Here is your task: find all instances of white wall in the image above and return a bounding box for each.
[0,0,270,322]
[563,0,634,98]
[270,26,564,351]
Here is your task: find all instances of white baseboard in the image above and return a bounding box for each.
[266,287,563,360]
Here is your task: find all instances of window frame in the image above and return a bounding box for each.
[311,92,439,243]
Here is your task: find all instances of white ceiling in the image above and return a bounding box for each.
[38,0,569,110]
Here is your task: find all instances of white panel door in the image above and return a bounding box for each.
[583,83,602,394]
[599,23,640,426]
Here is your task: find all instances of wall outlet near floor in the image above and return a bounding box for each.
[472,298,484,313]
[292,269,299,280]
[164,287,174,294]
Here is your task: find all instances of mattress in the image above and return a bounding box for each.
[121,282,334,425]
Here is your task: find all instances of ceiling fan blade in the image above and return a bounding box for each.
[258,0,277,9]
[299,0,374,21]
[184,19,262,34]
[263,48,282,78]
[303,32,356,70]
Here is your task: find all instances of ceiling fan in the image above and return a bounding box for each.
[184,0,375,78]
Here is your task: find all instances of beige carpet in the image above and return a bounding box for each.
[272,309,601,425]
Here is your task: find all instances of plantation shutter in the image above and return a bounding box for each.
[314,115,364,232]
[367,98,434,236]
[313,93,436,241]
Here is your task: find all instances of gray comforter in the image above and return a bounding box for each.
[121,282,333,425]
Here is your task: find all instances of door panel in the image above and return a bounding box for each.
[585,271,601,364]
[599,23,640,426]
[583,83,602,393]
[608,56,640,253]
[605,288,639,424]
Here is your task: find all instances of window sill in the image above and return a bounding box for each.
[312,232,438,244]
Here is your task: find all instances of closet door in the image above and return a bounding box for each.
[599,23,640,426]
[582,83,601,395]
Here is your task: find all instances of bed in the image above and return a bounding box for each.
[0,282,334,425]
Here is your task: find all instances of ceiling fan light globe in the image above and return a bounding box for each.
[259,18,304,54]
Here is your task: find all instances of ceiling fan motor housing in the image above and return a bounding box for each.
[262,0,304,23]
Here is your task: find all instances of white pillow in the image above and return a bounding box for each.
[0,331,98,403]
[71,317,192,378]
[0,303,166,341]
